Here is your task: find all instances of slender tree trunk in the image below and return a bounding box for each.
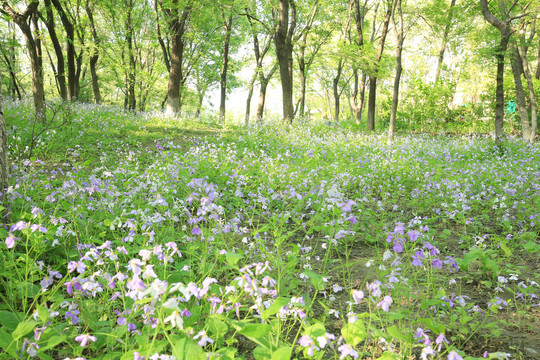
[86,0,101,104]
[41,0,67,100]
[536,43,540,80]
[366,0,393,132]
[518,42,537,143]
[389,0,403,141]
[3,3,46,122]
[51,0,77,100]
[510,43,531,140]
[0,50,22,100]
[333,59,343,123]
[0,72,8,222]
[494,35,509,141]
[219,11,233,121]
[274,0,296,123]
[434,0,456,83]
[126,3,136,111]
[245,72,257,126]
[256,63,278,121]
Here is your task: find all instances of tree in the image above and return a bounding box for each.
[434,0,457,83]
[480,0,531,142]
[366,0,394,132]
[2,1,46,122]
[219,2,234,121]
[159,0,192,115]
[274,0,296,122]
[389,0,403,140]
[85,0,102,104]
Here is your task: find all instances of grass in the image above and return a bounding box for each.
[0,99,539,360]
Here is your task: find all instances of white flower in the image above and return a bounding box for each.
[164,310,183,329]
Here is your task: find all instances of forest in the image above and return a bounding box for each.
[0,0,539,360]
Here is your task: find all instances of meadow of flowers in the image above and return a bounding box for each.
[1,100,539,360]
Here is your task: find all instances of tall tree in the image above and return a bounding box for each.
[274,0,296,122]
[434,0,457,83]
[2,1,46,122]
[366,0,394,132]
[219,4,234,121]
[389,0,403,140]
[85,0,101,104]
[159,0,192,115]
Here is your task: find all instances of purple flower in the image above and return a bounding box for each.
[193,330,214,347]
[338,344,359,359]
[75,334,97,347]
[10,221,28,232]
[393,240,404,253]
[432,258,443,269]
[408,230,420,242]
[377,295,393,312]
[5,233,19,249]
[448,350,463,360]
[393,223,405,235]
[191,227,202,235]
[351,290,364,304]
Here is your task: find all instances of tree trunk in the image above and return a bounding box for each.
[0,49,22,100]
[51,0,77,100]
[274,0,296,123]
[434,0,457,83]
[41,0,67,100]
[389,0,403,140]
[366,0,393,132]
[536,43,540,80]
[219,11,233,122]
[256,63,278,121]
[125,2,136,111]
[333,59,343,123]
[494,35,509,141]
[86,0,101,104]
[0,72,8,222]
[3,2,46,122]
[160,0,191,115]
[510,44,531,140]
[519,42,537,143]
[245,72,257,126]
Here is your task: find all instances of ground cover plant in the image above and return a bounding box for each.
[1,100,539,360]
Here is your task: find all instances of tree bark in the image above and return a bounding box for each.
[86,0,101,104]
[2,2,46,122]
[333,59,343,123]
[0,49,22,100]
[41,0,67,100]
[366,0,393,132]
[519,40,537,143]
[274,0,296,123]
[50,0,77,100]
[126,2,136,111]
[219,10,233,121]
[535,43,540,80]
[245,71,256,125]
[510,43,530,139]
[434,0,457,83]
[160,0,191,115]
[256,63,278,121]
[389,0,403,140]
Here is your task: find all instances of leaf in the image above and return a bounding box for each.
[37,305,50,323]
[303,269,326,291]
[0,311,20,331]
[239,323,271,339]
[253,345,271,360]
[12,320,39,340]
[207,318,228,338]
[386,325,405,341]
[171,337,203,360]
[341,321,366,347]
[225,252,243,267]
[262,297,290,320]
[524,241,540,253]
[0,328,15,355]
[216,347,238,360]
[418,318,445,334]
[271,346,292,360]
[376,351,401,360]
[40,335,67,351]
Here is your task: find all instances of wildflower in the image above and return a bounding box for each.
[435,333,448,351]
[377,296,393,312]
[164,310,183,329]
[74,334,97,347]
[448,350,463,360]
[420,345,436,360]
[338,344,359,359]
[22,339,39,357]
[193,330,214,347]
[298,335,319,357]
[5,233,19,249]
[351,290,364,303]
[191,227,202,235]
[432,258,443,269]
[333,284,343,293]
[317,333,336,349]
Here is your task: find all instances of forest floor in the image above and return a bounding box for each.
[1,101,539,360]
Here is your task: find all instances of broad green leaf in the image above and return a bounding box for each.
[253,345,271,360]
[239,323,271,339]
[341,321,366,347]
[262,297,289,319]
[386,325,405,341]
[303,269,326,291]
[12,320,39,340]
[225,252,243,266]
[0,311,20,331]
[271,346,292,360]
[40,335,67,351]
[376,351,401,360]
[37,305,50,323]
[171,337,203,360]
